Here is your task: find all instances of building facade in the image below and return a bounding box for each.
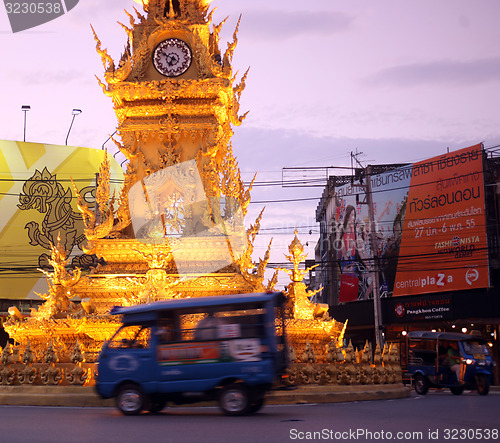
[314,145,500,383]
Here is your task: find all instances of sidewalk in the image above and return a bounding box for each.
[0,384,411,408]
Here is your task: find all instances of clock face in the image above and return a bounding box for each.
[153,39,192,77]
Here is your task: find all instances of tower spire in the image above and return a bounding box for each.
[166,0,179,18]
[92,0,251,238]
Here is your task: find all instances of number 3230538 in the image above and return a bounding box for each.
[5,2,62,15]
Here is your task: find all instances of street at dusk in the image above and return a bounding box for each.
[0,3,499,443]
[1,391,499,443]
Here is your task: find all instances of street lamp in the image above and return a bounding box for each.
[21,105,30,142]
[65,108,82,145]
[102,130,117,151]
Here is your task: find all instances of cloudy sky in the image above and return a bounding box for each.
[1,0,499,288]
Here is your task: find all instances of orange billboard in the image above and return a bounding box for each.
[333,143,489,302]
[393,144,489,296]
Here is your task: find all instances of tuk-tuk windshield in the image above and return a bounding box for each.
[462,341,490,356]
[107,324,151,349]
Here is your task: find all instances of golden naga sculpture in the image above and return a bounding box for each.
[280,231,346,361]
[281,230,324,319]
[4,235,121,362]
[30,236,82,321]
[72,152,120,242]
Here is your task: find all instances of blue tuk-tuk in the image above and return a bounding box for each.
[95,292,289,415]
[403,331,494,395]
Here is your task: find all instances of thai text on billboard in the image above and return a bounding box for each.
[394,143,488,296]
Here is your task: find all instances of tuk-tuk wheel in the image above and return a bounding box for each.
[116,384,144,415]
[476,375,490,396]
[219,383,250,416]
[450,386,464,395]
[414,375,429,395]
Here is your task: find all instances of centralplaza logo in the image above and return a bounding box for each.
[3,0,79,32]
[465,268,479,286]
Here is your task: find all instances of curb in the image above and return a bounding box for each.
[0,384,411,408]
[267,384,411,404]
[0,386,114,407]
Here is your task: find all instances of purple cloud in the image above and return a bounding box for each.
[238,10,355,40]
[366,57,500,87]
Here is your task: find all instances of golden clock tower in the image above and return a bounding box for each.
[95,0,247,187]
[67,0,274,311]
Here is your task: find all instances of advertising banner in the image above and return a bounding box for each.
[157,342,221,365]
[157,338,262,365]
[334,172,411,301]
[0,140,124,300]
[333,144,489,301]
[393,144,488,296]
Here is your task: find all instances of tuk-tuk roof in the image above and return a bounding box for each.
[407,331,481,341]
[110,292,285,323]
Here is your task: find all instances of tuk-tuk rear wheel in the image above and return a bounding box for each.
[477,374,490,396]
[414,375,429,395]
[219,383,250,416]
[147,396,167,414]
[247,390,266,414]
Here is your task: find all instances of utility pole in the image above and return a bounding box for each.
[350,153,384,349]
[365,165,384,349]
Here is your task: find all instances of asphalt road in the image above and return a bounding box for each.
[0,391,498,443]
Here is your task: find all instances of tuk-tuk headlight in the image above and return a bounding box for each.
[465,358,474,365]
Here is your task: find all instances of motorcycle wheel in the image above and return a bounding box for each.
[414,374,429,395]
[476,374,490,396]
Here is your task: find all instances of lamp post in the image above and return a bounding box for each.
[65,109,82,145]
[102,130,117,151]
[21,105,30,142]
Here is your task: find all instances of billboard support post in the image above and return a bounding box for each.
[366,165,384,349]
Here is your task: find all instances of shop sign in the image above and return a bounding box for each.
[387,294,454,323]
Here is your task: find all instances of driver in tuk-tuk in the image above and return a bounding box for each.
[447,342,461,382]
[156,318,175,343]
[439,342,450,366]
